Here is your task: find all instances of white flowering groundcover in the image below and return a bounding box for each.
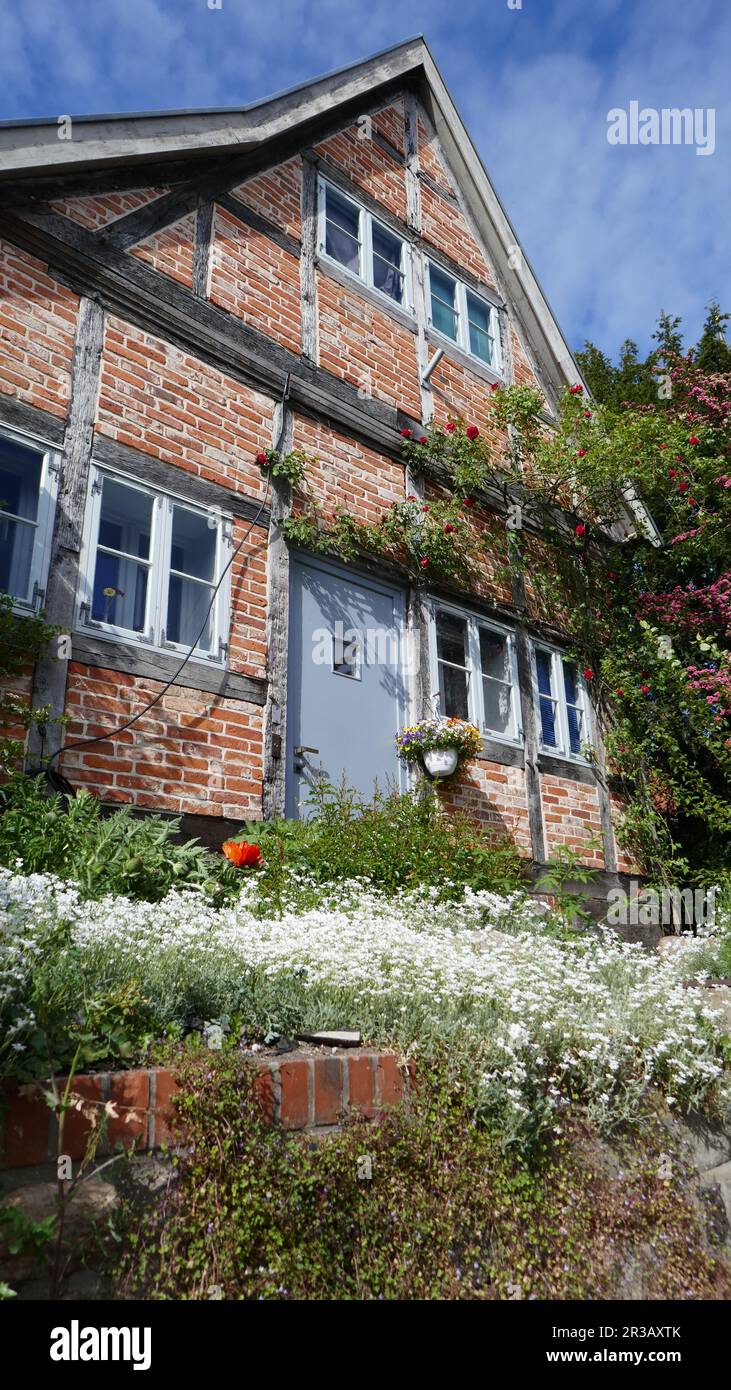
[1,867,729,1145]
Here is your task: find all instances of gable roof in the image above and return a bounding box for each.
[0,36,586,409]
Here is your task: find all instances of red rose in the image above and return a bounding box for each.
[583,667,594,681]
[659,444,668,450]
[420,557,428,569]
[584,410,592,419]
[400,428,412,438]
[689,436,700,445]
[607,570,617,580]
[466,425,479,440]
[570,384,584,394]
[678,481,689,492]
[668,469,677,478]
[490,382,501,392]
[406,494,417,501]
[444,523,456,535]
[640,684,650,696]
[422,505,430,514]
[256,451,268,464]
[577,448,588,457]
[418,437,428,445]
[615,688,624,697]
[575,523,586,537]
[688,498,696,507]
[463,497,474,507]
[445,422,457,432]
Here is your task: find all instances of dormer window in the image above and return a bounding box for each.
[318,178,411,311]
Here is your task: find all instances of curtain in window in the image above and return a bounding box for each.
[91,477,152,633]
[166,506,217,652]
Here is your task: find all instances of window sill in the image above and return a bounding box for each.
[477,738,525,769]
[536,751,596,785]
[71,632,267,706]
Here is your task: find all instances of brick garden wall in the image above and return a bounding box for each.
[0,1053,412,1168]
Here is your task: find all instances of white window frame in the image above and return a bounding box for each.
[426,259,503,374]
[317,176,413,313]
[0,423,60,614]
[428,599,523,747]
[531,642,592,762]
[77,464,232,667]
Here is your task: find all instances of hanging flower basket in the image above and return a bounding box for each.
[423,746,459,777]
[394,718,482,777]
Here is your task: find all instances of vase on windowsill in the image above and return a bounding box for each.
[394,717,483,780]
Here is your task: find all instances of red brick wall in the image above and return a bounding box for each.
[290,414,405,526]
[541,774,605,867]
[441,760,533,854]
[316,270,421,415]
[232,159,302,240]
[315,105,408,222]
[61,663,264,819]
[0,241,78,418]
[209,204,301,353]
[416,116,495,288]
[49,187,167,231]
[96,316,272,498]
[130,214,195,288]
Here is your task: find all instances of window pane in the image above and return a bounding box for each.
[467,292,494,364]
[0,438,43,601]
[567,703,584,755]
[539,697,559,748]
[167,575,214,651]
[0,517,35,601]
[92,477,152,631]
[562,660,579,706]
[0,439,42,522]
[483,678,513,737]
[171,506,216,581]
[479,628,510,682]
[436,609,467,667]
[439,662,469,720]
[429,265,458,340]
[372,224,404,303]
[325,187,360,273]
[535,650,553,697]
[98,477,152,559]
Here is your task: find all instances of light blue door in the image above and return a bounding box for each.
[286,555,408,817]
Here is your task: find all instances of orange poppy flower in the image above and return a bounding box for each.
[222,840,263,868]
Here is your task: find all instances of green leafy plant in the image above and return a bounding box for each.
[243,779,525,904]
[0,591,59,774]
[0,775,239,904]
[255,447,312,489]
[282,496,480,585]
[115,1049,731,1302]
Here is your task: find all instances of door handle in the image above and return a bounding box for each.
[293,746,319,756]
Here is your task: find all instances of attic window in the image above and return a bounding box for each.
[426,260,502,373]
[318,178,411,311]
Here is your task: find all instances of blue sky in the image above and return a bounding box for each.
[1,0,728,359]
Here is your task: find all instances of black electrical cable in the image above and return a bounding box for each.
[42,373,290,773]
